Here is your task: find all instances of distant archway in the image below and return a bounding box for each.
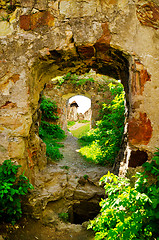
[67,95,91,122]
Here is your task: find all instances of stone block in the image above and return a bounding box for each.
[0,21,13,36]
[8,137,25,158]
[34,0,48,10]
[20,11,54,31]
[20,0,34,8]
[60,0,97,18]
[0,114,32,137]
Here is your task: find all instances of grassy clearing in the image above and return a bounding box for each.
[70,123,90,138]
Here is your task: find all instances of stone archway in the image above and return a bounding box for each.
[42,71,121,132]
[28,45,130,177]
[0,0,158,181]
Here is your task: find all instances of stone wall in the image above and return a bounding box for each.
[43,73,113,131]
[0,0,159,180]
[67,103,91,122]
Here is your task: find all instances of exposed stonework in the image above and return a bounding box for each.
[43,73,115,131]
[19,11,55,31]
[128,112,152,145]
[131,61,151,95]
[26,163,106,222]
[136,0,159,29]
[0,0,158,178]
[67,101,79,122]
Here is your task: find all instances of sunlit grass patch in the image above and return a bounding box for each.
[79,141,103,164]
[70,123,90,138]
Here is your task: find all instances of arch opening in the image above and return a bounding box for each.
[38,70,126,168]
[67,95,92,134]
[28,44,130,174]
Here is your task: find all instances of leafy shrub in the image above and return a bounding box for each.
[46,143,63,160]
[0,160,33,224]
[39,121,65,161]
[39,120,65,139]
[40,96,59,121]
[39,97,66,161]
[88,152,159,240]
[79,128,98,145]
[79,82,125,166]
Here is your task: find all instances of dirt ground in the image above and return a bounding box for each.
[1,217,94,240]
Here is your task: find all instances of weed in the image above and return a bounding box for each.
[57,73,94,87]
[58,212,69,222]
[83,174,89,180]
[78,120,89,123]
[0,160,33,224]
[0,15,9,21]
[60,166,70,170]
[40,96,59,121]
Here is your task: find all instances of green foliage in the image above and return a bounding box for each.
[67,121,76,127]
[57,77,65,86]
[88,154,159,240]
[79,82,125,165]
[58,212,69,222]
[0,15,9,21]
[39,97,66,161]
[0,160,33,224]
[63,72,71,81]
[40,96,59,121]
[79,128,98,145]
[58,73,94,87]
[39,120,65,161]
[60,165,70,170]
[45,141,64,160]
[83,174,89,180]
[39,120,65,139]
[79,141,103,164]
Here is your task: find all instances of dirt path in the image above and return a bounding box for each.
[58,132,109,179]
